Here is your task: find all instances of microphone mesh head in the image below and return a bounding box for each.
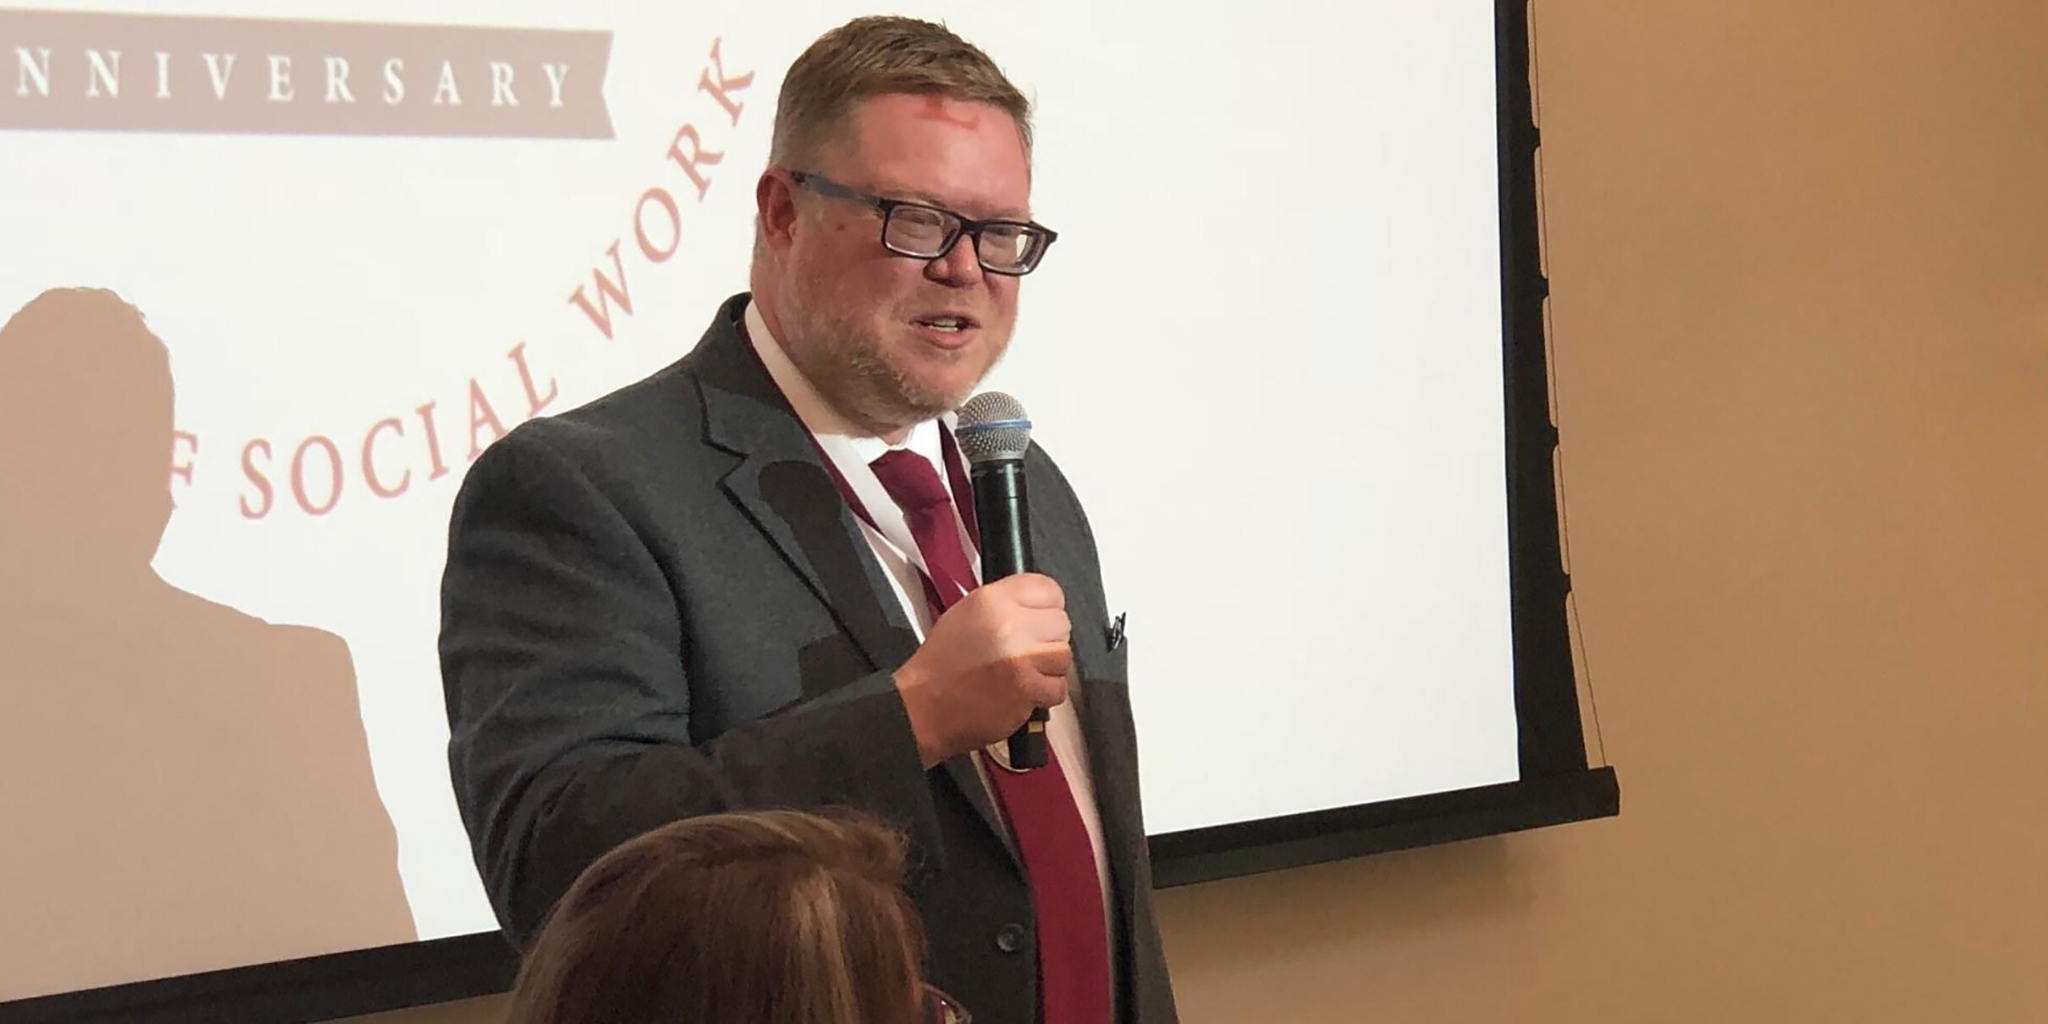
[955,391,1032,464]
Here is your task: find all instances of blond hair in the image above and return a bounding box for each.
[770,15,1032,169]
[505,810,925,1024]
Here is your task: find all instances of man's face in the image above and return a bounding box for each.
[768,93,1032,434]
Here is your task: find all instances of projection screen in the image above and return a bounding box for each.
[0,1,1616,1019]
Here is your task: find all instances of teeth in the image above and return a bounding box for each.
[920,318,966,331]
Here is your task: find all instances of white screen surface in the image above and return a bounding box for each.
[0,0,1515,994]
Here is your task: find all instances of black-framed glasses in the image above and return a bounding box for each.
[920,984,971,1024]
[790,170,1057,276]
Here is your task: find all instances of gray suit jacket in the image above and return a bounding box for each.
[440,294,1177,1024]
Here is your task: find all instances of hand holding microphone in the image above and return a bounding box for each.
[894,573,1069,769]
[893,392,1058,770]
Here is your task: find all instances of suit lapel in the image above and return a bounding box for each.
[943,759,1020,868]
[691,297,1020,863]
[695,297,918,676]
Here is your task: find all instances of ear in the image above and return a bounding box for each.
[756,169,800,256]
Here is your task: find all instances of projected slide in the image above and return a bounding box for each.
[0,0,1516,999]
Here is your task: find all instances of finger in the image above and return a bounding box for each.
[1022,642,1074,681]
[994,572,1065,610]
[1019,608,1072,646]
[1026,661,1071,708]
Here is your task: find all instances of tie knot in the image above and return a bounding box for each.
[870,449,953,515]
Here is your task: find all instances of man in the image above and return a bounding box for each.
[441,17,1176,1024]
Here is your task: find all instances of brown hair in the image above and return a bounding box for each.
[770,15,1033,169]
[504,810,927,1024]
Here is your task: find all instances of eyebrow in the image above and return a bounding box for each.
[882,186,1032,222]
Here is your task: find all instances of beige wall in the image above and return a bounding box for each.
[344,2,2048,1021]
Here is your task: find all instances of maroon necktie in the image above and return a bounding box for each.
[869,448,1113,1024]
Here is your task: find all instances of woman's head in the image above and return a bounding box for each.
[506,810,936,1024]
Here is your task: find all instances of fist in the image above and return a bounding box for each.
[894,573,1072,767]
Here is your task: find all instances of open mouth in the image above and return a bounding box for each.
[910,314,980,334]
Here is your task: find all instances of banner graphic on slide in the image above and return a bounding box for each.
[0,9,614,136]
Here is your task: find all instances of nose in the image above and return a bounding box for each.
[924,230,985,287]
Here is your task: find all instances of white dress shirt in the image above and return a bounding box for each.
[743,299,1114,913]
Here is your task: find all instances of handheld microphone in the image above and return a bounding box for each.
[955,391,1048,770]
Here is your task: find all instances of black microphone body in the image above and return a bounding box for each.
[970,458,1048,769]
